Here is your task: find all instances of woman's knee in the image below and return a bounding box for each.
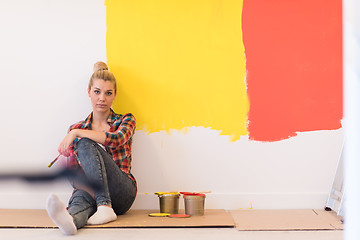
[77,138,96,150]
[77,138,98,165]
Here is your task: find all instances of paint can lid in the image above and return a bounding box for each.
[180,192,206,197]
[155,192,180,196]
[148,213,171,217]
[168,214,191,218]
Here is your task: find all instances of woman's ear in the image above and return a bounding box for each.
[88,88,91,97]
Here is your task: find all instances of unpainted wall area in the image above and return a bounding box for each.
[0,0,342,209]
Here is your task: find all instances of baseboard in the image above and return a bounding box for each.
[132,192,329,210]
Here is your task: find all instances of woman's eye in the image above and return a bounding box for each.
[94,90,100,94]
[106,92,113,96]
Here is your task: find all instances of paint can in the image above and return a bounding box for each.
[158,193,180,214]
[183,193,206,216]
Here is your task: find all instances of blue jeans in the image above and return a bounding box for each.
[67,138,137,229]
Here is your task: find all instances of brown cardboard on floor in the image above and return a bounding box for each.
[0,209,234,228]
[87,209,234,228]
[313,209,343,230]
[0,209,56,228]
[230,209,344,231]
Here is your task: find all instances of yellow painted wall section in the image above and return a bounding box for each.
[105,0,248,141]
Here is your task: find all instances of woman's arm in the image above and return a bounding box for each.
[74,129,106,144]
[59,113,136,156]
[58,129,106,156]
[103,113,136,148]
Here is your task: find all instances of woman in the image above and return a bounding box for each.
[46,62,137,235]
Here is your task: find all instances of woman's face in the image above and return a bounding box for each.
[88,78,116,114]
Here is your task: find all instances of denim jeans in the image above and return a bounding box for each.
[67,138,137,229]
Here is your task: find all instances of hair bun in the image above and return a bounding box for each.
[93,61,109,72]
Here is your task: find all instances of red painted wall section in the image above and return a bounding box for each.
[243,0,343,141]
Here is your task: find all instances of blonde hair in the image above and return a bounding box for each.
[88,61,117,94]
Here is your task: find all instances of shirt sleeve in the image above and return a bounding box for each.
[66,123,82,168]
[104,113,136,148]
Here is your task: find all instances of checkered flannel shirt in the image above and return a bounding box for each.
[67,109,136,184]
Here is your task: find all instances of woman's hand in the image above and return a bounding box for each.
[58,129,78,157]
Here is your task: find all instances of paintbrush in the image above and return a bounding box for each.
[0,168,102,191]
[47,154,60,168]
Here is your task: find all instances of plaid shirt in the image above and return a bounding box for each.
[67,109,136,184]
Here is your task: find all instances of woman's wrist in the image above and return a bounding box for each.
[71,129,80,139]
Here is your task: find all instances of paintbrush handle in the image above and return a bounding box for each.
[48,155,60,168]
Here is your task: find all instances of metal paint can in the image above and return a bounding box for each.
[184,194,206,216]
[158,193,180,214]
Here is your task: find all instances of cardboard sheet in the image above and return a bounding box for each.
[230,209,343,231]
[0,208,343,230]
[0,209,55,228]
[0,209,234,228]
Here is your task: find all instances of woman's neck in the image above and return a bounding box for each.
[92,109,110,125]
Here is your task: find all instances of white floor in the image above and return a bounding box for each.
[0,228,343,240]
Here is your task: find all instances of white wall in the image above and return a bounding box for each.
[0,0,343,210]
[344,0,360,239]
